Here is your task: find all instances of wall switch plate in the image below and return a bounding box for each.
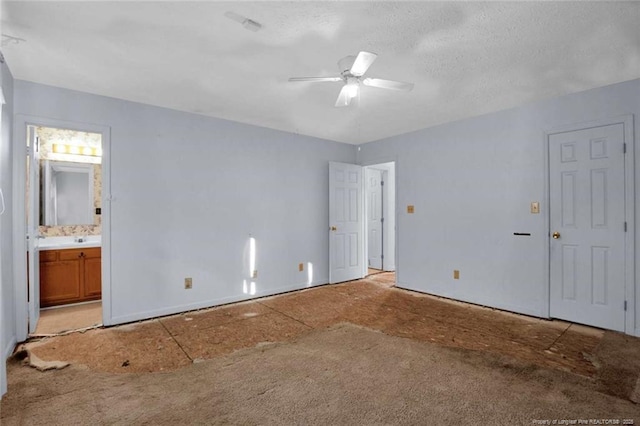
[407,205,415,214]
[298,263,304,272]
[184,277,193,289]
[530,202,540,214]
[252,270,258,279]
[453,270,460,280]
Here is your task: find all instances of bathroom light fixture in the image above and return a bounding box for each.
[53,143,101,157]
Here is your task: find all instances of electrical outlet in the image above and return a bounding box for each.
[184,277,193,289]
[252,270,258,279]
[298,263,304,272]
[453,270,460,280]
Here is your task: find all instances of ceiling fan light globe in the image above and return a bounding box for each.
[346,83,359,98]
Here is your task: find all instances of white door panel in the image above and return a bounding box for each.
[330,162,364,283]
[549,123,626,331]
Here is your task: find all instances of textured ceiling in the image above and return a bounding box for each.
[2,1,639,144]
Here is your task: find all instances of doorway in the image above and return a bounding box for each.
[14,117,110,340]
[27,125,103,333]
[328,161,396,284]
[364,162,396,278]
[548,116,634,332]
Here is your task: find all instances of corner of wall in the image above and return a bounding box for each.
[1,58,16,397]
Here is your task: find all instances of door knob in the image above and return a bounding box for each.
[552,231,560,239]
[330,226,337,231]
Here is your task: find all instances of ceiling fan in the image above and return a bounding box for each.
[289,51,414,107]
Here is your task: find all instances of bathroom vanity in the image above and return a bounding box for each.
[38,236,101,307]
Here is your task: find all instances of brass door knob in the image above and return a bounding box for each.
[552,231,560,239]
[330,226,337,231]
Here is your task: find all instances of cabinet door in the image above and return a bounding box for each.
[40,258,82,307]
[83,255,102,298]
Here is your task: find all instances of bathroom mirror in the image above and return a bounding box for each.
[41,160,94,226]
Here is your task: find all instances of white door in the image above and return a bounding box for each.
[329,162,364,283]
[27,126,41,333]
[549,123,626,331]
[366,168,383,270]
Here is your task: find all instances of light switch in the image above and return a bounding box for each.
[407,205,415,214]
[530,202,540,214]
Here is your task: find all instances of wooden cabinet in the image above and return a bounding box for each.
[40,247,101,307]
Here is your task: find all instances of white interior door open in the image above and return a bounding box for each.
[329,162,364,284]
[366,168,383,270]
[27,126,41,333]
[549,123,626,332]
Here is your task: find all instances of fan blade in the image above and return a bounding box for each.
[350,51,377,76]
[362,78,414,91]
[224,11,246,24]
[335,85,352,107]
[289,77,343,82]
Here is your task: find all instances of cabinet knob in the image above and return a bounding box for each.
[80,252,84,257]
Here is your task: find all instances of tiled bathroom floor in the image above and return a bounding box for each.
[33,301,102,335]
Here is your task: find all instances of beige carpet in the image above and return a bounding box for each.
[33,302,102,335]
[3,323,639,425]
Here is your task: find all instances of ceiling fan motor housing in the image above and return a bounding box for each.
[338,55,357,76]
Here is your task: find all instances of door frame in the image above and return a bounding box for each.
[359,157,399,282]
[544,115,635,334]
[12,114,112,341]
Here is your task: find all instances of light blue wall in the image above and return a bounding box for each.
[358,79,640,332]
[8,76,640,359]
[1,60,15,397]
[14,81,356,326]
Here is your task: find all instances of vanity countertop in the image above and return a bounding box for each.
[39,235,101,250]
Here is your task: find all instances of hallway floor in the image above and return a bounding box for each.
[4,272,640,422]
